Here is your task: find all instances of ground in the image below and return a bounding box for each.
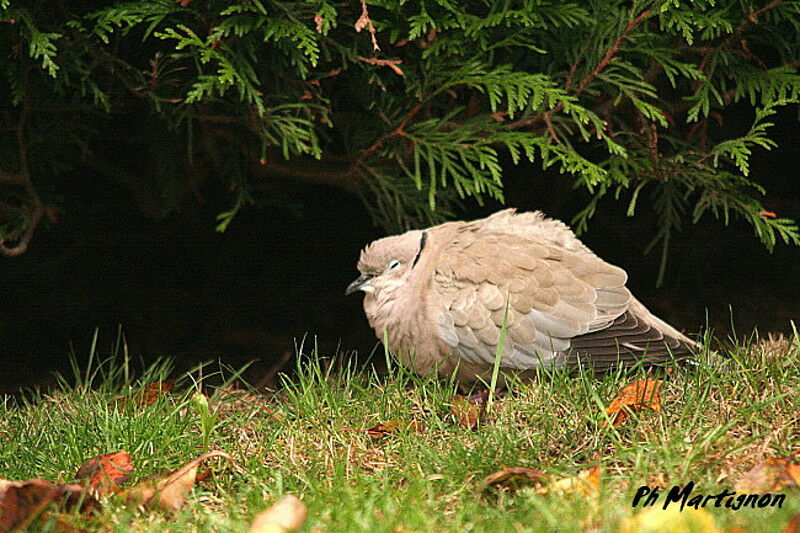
[0,333,798,532]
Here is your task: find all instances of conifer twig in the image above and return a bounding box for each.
[507,5,655,132]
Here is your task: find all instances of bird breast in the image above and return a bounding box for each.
[363,281,445,372]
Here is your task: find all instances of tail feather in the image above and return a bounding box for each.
[566,310,695,371]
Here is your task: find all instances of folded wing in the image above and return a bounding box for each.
[432,219,693,371]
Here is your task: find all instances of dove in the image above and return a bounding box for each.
[346,209,696,387]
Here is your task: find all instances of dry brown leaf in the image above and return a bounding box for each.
[75,451,134,497]
[783,514,800,533]
[451,391,488,429]
[483,467,548,492]
[249,494,307,533]
[124,467,196,512]
[366,420,426,438]
[734,456,800,493]
[618,506,721,533]
[0,478,99,532]
[115,381,174,408]
[605,379,662,426]
[121,450,235,511]
[213,386,285,422]
[787,462,800,485]
[534,465,601,497]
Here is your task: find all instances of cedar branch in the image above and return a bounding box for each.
[696,1,784,84]
[355,0,380,51]
[351,103,423,172]
[507,5,655,132]
[1,99,45,257]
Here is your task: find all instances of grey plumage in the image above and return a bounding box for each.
[346,209,696,386]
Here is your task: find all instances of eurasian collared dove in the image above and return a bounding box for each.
[346,209,696,386]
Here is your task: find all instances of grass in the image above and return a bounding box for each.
[0,330,798,532]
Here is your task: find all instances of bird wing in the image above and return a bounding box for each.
[431,219,696,371]
[430,227,630,370]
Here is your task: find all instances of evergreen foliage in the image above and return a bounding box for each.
[1,0,799,280]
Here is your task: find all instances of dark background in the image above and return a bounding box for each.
[2,107,799,394]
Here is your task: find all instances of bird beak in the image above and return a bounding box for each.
[345,273,374,295]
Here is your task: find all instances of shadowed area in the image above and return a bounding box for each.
[2,107,800,392]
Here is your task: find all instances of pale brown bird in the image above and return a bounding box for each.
[346,209,696,387]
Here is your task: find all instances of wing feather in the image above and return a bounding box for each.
[430,211,693,373]
[433,223,631,370]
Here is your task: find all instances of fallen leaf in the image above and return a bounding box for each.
[734,456,800,493]
[788,462,800,485]
[605,379,662,426]
[534,465,601,497]
[121,450,234,511]
[366,420,426,438]
[784,514,800,533]
[483,467,548,492]
[124,468,196,512]
[249,494,307,533]
[75,451,134,497]
[206,386,283,420]
[450,391,488,429]
[618,506,721,533]
[115,381,174,408]
[0,479,99,532]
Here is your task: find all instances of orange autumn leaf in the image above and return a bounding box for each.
[605,379,663,426]
[788,462,800,485]
[138,380,174,406]
[734,456,800,493]
[365,419,426,438]
[783,514,800,533]
[115,381,174,408]
[121,450,235,511]
[75,451,134,497]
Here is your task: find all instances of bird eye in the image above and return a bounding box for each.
[387,259,401,270]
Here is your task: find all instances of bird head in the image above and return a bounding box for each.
[346,230,427,297]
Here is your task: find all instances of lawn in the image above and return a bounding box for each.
[1,330,798,532]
